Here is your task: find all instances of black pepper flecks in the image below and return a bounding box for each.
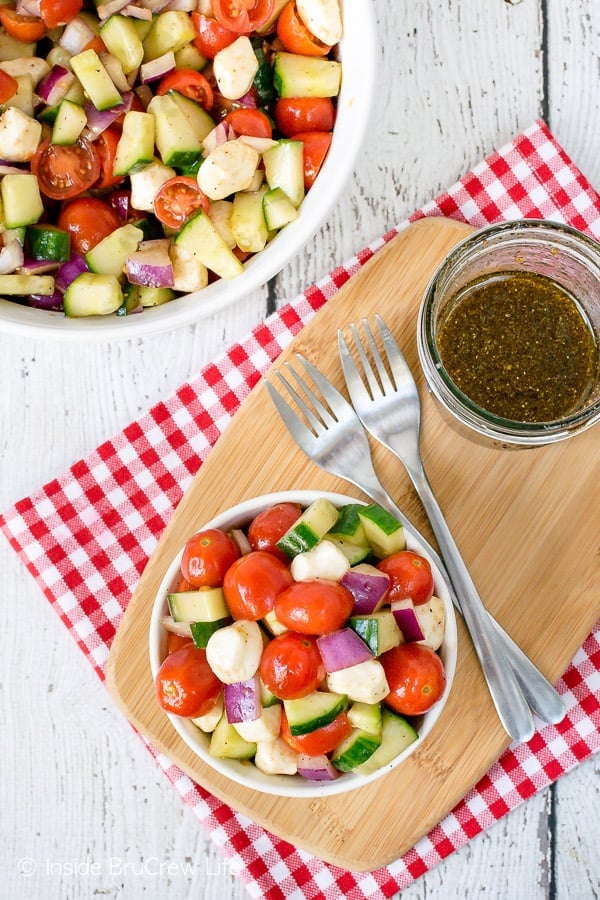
[437,271,598,422]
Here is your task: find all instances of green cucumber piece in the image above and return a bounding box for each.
[276,497,339,558]
[273,52,342,98]
[137,285,176,307]
[330,504,368,544]
[63,273,123,317]
[167,587,230,623]
[148,93,203,168]
[116,281,140,316]
[168,91,215,143]
[259,678,279,708]
[0,274,54,295]
[262,186,299,231]
[348,611,403,656]
[251,37,276,104]
[347,701,383,736]
[113,110,155,176]
[1,173,43,228]
[142,11,195,62]
[174,43,207,72]
[283,690,347,736]
[52,99,87,145]
[70,49,122,111]
[321,536,370,565]
[354,709,418,775]
[25,224,70,262]
[332,727,382,772]
[189,618,230,649]
[99,15,144,75]
[262,139,304,208]
[175,210,244,280]
[358,505,406,558]
[85,223,143,276]
[231,188,269,253]
[209,712,256,760]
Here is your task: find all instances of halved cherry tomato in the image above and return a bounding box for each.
[31,138,101,201]
[167,633,193,655]
[247,501,302,560]
[380,643,446,716]
[280,709,352,755]
[274,97,335,137]
[155,644,222,717]
[274,580,354,634]
[259,632,325,699]
[0,5,47,42]
[191,12,239,59]
[212,0,275,34]
[277,1,331,56]
[40,0,83,28]
[223,550,293,620]
[94,127,125,190]
[57,197,121,254]
[293,131,332,189]
[181,528,240,587]
[157,69,214,112]
[0,69,18,105]
[376,550,434,606]
[153,176,210,231]
[224,107,273,138]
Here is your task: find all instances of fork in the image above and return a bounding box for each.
[266,352,564,734]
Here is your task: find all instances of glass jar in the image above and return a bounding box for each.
[417,219,600,447]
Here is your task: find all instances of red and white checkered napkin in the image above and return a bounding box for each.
[2,120,599,899]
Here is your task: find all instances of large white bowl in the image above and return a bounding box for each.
[0,2,377,341]
[149,491,458,798]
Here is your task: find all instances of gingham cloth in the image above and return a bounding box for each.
[1,120,599,900]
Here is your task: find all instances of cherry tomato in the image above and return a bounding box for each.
[274,580,354,634]
[94,127,125,191]
[0,69,18,105]
[31,138,101,201]
[40,0,83,28]
[224,108,273,138]
[155,644,222,717]
[153,176,210,231]
[212,0,275,34]
[376,550,434,606]
[259,632,325,699]
[380,643,446,716]
[247,502,301,560]
[277,1,331,56]
[293,131,332,189]
[280,709,352,755]
[167,633,193,655]
[157,69,214,111]
[191,12,239,58]
[223,550,293,620]
[181,528,240,587]
[57,197,121,254]
[274,97,335,137]
[0,5,47,41]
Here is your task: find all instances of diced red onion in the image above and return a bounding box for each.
[55,255,89,293]
[230,528,252,555]
[20,257,61,275]
[100,52,130,93]
[84,91,132,139]
[96,0,131,19]
[237,91,258,109]
[109,190,133,221]
[140,51,176,84]
[223,675,261,723]
[123,5,152,19]
[297,754,340,781]
[28,290,63,311]
[16,0,41,16]
[317,627,373,673]
[160,616,193,637]
[134,83,153,109]
[59,16,96,54]
[340,564,390,615]
[36,65,76,107]
[0,241,24,275]
[391,599,425,642]
[202,121,233,155]
[138,0,172,11]
[163,0,198,9]
[126,241,174,288]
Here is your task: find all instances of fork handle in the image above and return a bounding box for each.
[406,463,536,742]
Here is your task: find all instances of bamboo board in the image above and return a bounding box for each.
[106,218,600,871]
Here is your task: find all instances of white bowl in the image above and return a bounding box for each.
[0,2,377,341]
[149,491,458,798]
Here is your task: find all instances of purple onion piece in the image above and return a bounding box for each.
[36,65,75,107]
[28,290,64,311]
[316,627,373,674]
[391,599,425,642]
[340,564,390,615]
[297,754,340,781]
[223,675,261,724]
[55,255,89,293]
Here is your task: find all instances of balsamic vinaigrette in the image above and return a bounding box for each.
[436,271,598,423]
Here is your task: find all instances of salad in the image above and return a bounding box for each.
[154,497,449,781]
[0,0,343,316]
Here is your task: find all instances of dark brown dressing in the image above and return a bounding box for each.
[437,271,598,422]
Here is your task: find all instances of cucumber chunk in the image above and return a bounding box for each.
[283,690,347,736]
[262,186,299,231]
[262,139,305,208]
[209,711,257,760]
[348,610,403,656]
[63,273,123,317]
[113,110,155,176]
[85,223,143,276]
[137,285,175,307]
[142,11,195,62]
[175,210,244,280]
[358,505,406,558]
[332,727,382,772]
[0,274,54,295]
[70,49,122,111]
[273,52,342,98]
[330,504,368,544]
[148,93,202,169]
[25,224,70,262]
[353,709,418,775]
[231,188,269,253]
[1,173,43,228]
[189,618,231,649]
[52,99,87,146]
[167,587,230,623]
[276,497,339,558]
[99,15,144,75]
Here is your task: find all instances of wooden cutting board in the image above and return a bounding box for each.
[106,218,600,871]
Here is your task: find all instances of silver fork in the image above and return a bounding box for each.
[339,316,564,739]
[266,352,564,735]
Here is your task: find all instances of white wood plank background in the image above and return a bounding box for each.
[1,2,598,898]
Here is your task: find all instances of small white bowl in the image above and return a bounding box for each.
[149,491,457,798]
[0,2,377,341]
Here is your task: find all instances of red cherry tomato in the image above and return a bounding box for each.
[280,709,352,755]
[276,1,331,56]
[380,643,446,716]
[293,131,332,189]
[0,69,18,105]
[247,502,302,559]
[167,633,193,655]
[212,0,275,34]
[274,97,335,137]
[259,632,325,699]
[181,528,240,587]
[274,580,354,634]
[40,0,82,28]
[94,127,125,190]
[31,138,101,201]
[155,644,222,717]
[224,107,273,138]
[223,550,293,620]
[153,176,210,230]
[376,550,434,606]
[0,5,47,41]
[191,12,239,58]
[156,69,214,111]
[57,197,121,254]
